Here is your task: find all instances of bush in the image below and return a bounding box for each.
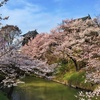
[54,59,75,76]
[0,91,9,100]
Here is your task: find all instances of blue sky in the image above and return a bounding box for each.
[0,0,100,34]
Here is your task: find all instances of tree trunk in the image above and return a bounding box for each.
[67,54,78,71]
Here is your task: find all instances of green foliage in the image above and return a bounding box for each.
[0,91,9,100]
[54,59,75,76]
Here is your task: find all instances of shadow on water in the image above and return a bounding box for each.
[11,76,79,100]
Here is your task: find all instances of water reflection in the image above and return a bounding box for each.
[12,76,79,100]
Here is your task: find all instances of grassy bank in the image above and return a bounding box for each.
[54,60,98,91]
[65,70,97,91]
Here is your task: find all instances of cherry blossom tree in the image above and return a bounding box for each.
[0,25,21,46]
[21,17,100,79]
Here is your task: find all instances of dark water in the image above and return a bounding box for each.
[11,76,79,100]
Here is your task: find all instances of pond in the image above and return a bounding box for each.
[11,76,79,100]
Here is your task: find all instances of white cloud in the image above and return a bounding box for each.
[0,0,68,34]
